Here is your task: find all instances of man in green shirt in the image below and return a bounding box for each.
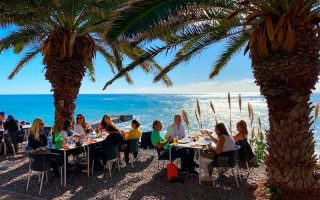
[151,120,197,174]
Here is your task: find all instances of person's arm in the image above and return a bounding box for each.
[213,135,225,154]
[155,135,172,149]
[203,130,219,144]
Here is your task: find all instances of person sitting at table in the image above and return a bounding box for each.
[151,120,197,174]
[4,115,20,153]
[165,115,185,140]
[27,118,48,150]
[98,114,125,135]
[74,114,92,134]
[0,111,5,150]
[27,118,61,178]
[60,119,80,139]
[233,120,256,163]
[199,123,236,181]
[122,119,142,165]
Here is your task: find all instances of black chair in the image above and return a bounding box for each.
[26,152,63,194]
[210,145,241,188]
[102,144,120,177]
[140,131,154,149]
[125,139,139,167]
[156,147,172,171]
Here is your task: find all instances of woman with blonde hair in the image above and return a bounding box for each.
[27,118,48,150]
[234,120,256,163]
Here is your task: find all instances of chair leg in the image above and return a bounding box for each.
[46,171,48,182]
[108,161,112,178]
[39,172,45,195]
[236,164,241,181]
[117,159,121,172]
[212,168,217,188]
[11,143,16,156]
[60,167,63,187]
[157,160,160,171]
[232,168,239,188]
[26,166,31,191]
[246,161,250,178]
[92,159,95,175]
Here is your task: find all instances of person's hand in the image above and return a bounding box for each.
[203,130,210,135]
[167,135,173,143]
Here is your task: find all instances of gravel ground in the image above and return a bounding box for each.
[0,149,266,200]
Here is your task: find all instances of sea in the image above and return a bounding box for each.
[0,93,319,155]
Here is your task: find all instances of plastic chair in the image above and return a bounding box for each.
[211,145,241,188]
[125,139,139,167]
[26,152,63,194]
[102,144,120,177]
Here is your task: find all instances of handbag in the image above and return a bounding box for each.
[166,163,179,182]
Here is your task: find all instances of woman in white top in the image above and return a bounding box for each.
[60,119,81,140]
[73,114,92,134]
[199,123,235,181]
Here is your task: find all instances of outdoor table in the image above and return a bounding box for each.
[50,133,108,187]
[173,136,215,184]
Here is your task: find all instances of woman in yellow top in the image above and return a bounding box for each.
[125,119,142,140]
[123,120,142,165]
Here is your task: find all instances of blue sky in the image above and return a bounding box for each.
[0,28,259,94]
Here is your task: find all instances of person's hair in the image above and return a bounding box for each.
[132,119,140,128]
[63,119,72,131]
[76,114,87,129]
[152,120,161,130]
[215,123,229,136]
[100,114,111,129]
[30,118,43,141]
[237,120,248,135]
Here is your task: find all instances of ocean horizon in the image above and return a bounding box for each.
[0,93,319,155]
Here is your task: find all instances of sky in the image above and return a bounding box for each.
[0,28,318,95]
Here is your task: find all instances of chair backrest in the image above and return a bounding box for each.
[140,131,154,149]
[127,139,139,153]
[16,130,26,143]
[215,145,241,168]
[103,144,119,161]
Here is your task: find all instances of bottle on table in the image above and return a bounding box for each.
[47,131,53,149]
[54,132,62,149]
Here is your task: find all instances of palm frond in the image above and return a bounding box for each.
[8,47,41,79]
[209,32,249,79]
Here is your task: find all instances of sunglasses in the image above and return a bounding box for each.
[40,123,44,126]
[77,117,83,120]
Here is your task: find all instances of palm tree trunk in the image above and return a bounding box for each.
[251,22,319,190]
[44,57,86,131]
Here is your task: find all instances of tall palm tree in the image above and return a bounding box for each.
[0,0,171,130]
[104,0,320,190]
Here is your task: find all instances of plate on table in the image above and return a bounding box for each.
[177,139,190,144]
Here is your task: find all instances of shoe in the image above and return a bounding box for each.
[200,175,212,182]
[193,162,199,168]
[188,169,198,175]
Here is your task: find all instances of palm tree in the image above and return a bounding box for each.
[104,0,320,190]
[0,0,171,131]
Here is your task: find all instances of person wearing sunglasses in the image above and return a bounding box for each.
[74,114,92,134]
[27,118,47,150]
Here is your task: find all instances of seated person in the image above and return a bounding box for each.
[100,115,124,146]
[98,115,125,134]
[233,120,256,163]
[123,120,142,164]
[27,118,48,150]
[4,115,20,153]
[165,115,185,139]
[200,123,236,181]
[74,114,92,134]
[60,119,82,141]
[151,120,197,174]
[0,111,5,146]
[27,118,61,177]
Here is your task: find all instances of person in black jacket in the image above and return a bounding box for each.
[27,118,47,150]
[4,115,19,153]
